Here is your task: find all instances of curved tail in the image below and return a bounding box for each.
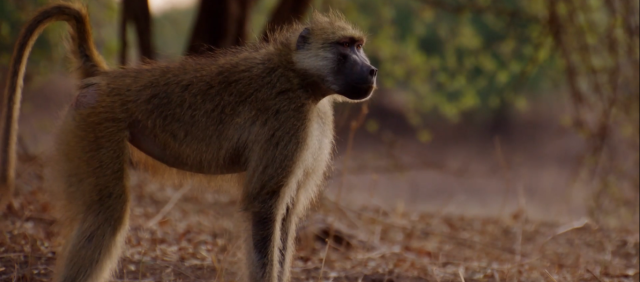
[0,3,107,210]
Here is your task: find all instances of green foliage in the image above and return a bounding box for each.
[84,0,120,67]
[0,0,119,72]
[324,0,559,124]
[0,0,64,72]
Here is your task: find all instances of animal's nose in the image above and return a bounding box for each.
[369,66,378,77]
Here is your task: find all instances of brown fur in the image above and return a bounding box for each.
[2,4,372,282]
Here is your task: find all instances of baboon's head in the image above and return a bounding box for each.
[292,11,377,101]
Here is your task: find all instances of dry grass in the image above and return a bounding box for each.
[1,160,638,282]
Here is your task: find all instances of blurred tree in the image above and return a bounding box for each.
[119,0,155,65]
[545,0,639,226]
[185,0,255,55]
[262,0,313,42]
[185,0,313,54]
[119,0,309,60]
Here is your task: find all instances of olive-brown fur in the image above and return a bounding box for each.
[2,3,373,282]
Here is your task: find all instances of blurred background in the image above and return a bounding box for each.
[1,0,638,229]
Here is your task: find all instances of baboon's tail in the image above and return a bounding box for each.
[0,3,106,211]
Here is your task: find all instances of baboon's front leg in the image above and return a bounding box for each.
[279,164,330,282]
[249,204,281,281]
[244,155,301,282]
[247,189,297,282]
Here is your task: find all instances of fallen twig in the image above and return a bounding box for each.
[146,185,192,227]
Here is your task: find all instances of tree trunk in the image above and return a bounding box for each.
[186,0,255,56]
[233,0,255,46]
[119,0,155,66]
[187,0,314,55]
[262,0,313,42]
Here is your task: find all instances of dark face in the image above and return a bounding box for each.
[332,38,377,101]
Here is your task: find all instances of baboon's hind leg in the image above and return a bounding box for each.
[53,114,130,282]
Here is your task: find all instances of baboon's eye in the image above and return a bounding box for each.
[342,42,350,48]
[356,44,363,50]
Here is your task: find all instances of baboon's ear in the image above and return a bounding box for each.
[296,28,311,51]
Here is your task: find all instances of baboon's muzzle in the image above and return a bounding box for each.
[338,56,377,101]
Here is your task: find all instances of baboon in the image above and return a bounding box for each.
[0,3,377,282]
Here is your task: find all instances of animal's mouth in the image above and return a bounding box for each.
[346,80,376,89]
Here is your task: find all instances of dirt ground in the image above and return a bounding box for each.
[1,73,639,281]
[1,178,638,282]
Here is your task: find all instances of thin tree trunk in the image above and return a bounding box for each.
[262,0,313,42]
[233,0,255,46]
[186,0,234,55]
[186,0,256,55]
[119,0,155,65]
